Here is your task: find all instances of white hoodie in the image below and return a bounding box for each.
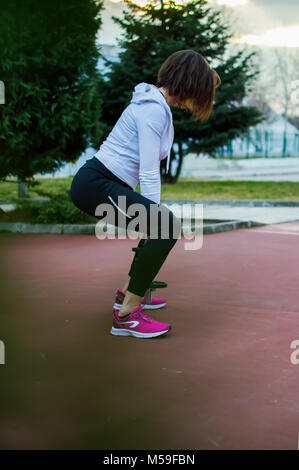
[94,82,174,204]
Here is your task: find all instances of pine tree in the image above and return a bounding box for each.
[99,0,263,182]
[0,0,105,190]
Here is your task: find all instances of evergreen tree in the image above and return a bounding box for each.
[100,0,263,182]
[0,0,105,190]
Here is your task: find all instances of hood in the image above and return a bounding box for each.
[131,82,173,174]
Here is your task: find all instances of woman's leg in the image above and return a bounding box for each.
[126,206,180,299]
[121,277,130,294]
[101,187,180,306]
[127,237,147,278]
[122,237,148,293]
[70,163,180,316]
[118,290,143,317]
[118,213,179,315]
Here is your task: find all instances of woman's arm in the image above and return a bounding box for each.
[135,102,167,205]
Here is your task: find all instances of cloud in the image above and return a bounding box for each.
[235,25,299,47]
[215,0,248,6]
[102,0,299,47]
[251,0,299,25]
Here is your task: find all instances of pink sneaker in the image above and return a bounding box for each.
[113,289,166,311]
[110,306,171,338]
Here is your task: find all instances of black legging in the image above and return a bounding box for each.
[70,156,180,297]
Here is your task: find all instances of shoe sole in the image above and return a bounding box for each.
[110,325,171,338]
[113,302,167,310]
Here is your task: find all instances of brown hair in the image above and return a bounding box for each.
[156,49,221,122]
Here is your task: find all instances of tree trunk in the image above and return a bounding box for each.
[282,128,287,157]
[18,178,28,198]
[161,148,173,184]
[173,141,184,183]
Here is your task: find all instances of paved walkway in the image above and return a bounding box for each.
[1,223,299,449]
[202,204,299,224]
[162,202,299,225]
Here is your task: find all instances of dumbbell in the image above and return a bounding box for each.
[145,280,168,304]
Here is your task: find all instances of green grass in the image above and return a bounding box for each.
[0,206,34,223]
[0,201,96,224]
[2,177,299,202]
[1,177,299,224]
[161,179,299,200]
[0,177,74,201]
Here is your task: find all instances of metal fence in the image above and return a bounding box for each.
[215,129,299,158]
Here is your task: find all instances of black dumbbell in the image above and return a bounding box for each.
[145,281,168,304]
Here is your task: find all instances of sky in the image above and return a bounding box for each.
[99,0,299,114]
[99,0,299,48]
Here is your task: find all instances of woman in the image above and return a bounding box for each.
[70,49,221,339]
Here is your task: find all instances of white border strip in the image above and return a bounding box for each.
[108,195,133,219]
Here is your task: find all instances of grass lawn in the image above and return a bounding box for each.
[1,177,299,224]
[162,179,299,200]
[1,177,299,201]
[0,177,72,201]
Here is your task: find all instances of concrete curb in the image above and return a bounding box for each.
[200,219,264,234]
[2,198,299,207]
[0,223,95,235]
[0,219,265,236]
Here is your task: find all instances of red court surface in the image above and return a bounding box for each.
[0,222,299,450]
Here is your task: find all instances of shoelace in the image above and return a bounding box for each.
[133,306,153,323]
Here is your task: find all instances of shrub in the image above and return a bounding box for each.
[17,193,96,224]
